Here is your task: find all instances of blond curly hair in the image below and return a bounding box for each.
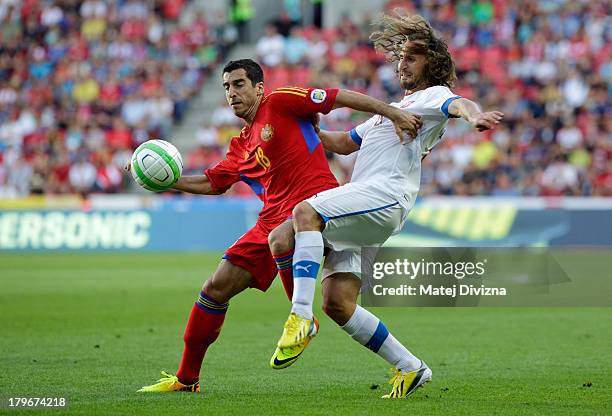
[370,14,457,88]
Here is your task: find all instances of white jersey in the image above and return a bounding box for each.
[349,85,460,210]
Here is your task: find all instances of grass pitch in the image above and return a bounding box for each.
[1,253,610,415]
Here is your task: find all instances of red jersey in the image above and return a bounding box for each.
[205,87,339,227]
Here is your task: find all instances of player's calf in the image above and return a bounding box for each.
[203,260,251,304]
[145,261,252,391]
[321,271,361,323]
[269,220,296,300]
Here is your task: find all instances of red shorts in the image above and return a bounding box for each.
[223,220,279,292]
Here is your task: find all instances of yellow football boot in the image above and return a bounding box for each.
[270,313,318,369]
[137,371,200,393]
[382,362,432,399]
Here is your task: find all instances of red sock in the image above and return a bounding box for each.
[278,267,294,301]
[273,250,294,301]
[176,292,228,384]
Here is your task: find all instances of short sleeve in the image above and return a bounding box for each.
[268,87,339,118]
[204,138,242,193]
[349,115,379,147]
[423,86,462,118]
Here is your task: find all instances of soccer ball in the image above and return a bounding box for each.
[130,139,183,192]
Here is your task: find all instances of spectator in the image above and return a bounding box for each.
[121,94,148,127]
[304,31,328,68]
[195,123,220,147]
[69,156,97,195]
[256,24,285,67]
[556,118,584,150]
[492,173,520,196]
[94,150,123,193]
[283,0,302,26]
[229,0,255,43]
[541,156,580,195]
[72,71,100,104]
[284,27,310,65]
[8,157,33,197]
[106,118,133,150]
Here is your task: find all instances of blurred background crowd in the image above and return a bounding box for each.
[0,0,610,198]
[0,0,235,197]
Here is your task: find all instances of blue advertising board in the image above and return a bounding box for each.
[0,197,610,251]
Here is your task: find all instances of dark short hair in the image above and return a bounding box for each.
[222,59,264,86]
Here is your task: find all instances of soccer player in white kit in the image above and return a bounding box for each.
[270,14,504,398]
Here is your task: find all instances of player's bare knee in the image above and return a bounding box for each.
[322,296,352,324]
[268,225,293,254]
[202,278,231,304]
[293,201,324,231]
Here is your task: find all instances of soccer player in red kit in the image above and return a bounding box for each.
[137,59,421,392]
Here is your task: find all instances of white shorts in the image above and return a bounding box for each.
[305,182,407,279]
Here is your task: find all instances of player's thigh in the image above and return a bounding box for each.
[325,207,402,250]
[307,183,405,250]
[322,246,379,283]
[222,222,279,292]
[202,259,253,303]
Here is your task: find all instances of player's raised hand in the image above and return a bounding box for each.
[390,110,422,142]
[470,111,504,132]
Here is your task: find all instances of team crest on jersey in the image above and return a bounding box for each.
[310,89,326,104]
[260,124,274,142]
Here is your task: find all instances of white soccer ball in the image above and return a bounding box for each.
[130,139,183,192]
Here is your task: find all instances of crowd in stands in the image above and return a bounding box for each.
[0,0,235,197]
[1,0,610,198]
[186,0,610,197]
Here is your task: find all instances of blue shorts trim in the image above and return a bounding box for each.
[320,201,400,223]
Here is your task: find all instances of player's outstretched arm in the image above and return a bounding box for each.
[318,130,360,155]
[448,98,504,132]
[171,175,223,195]
[125,164,223,195]
[333,89,422,141]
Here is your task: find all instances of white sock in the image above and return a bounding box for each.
[341,305,421,372]
[291,231,324,320]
